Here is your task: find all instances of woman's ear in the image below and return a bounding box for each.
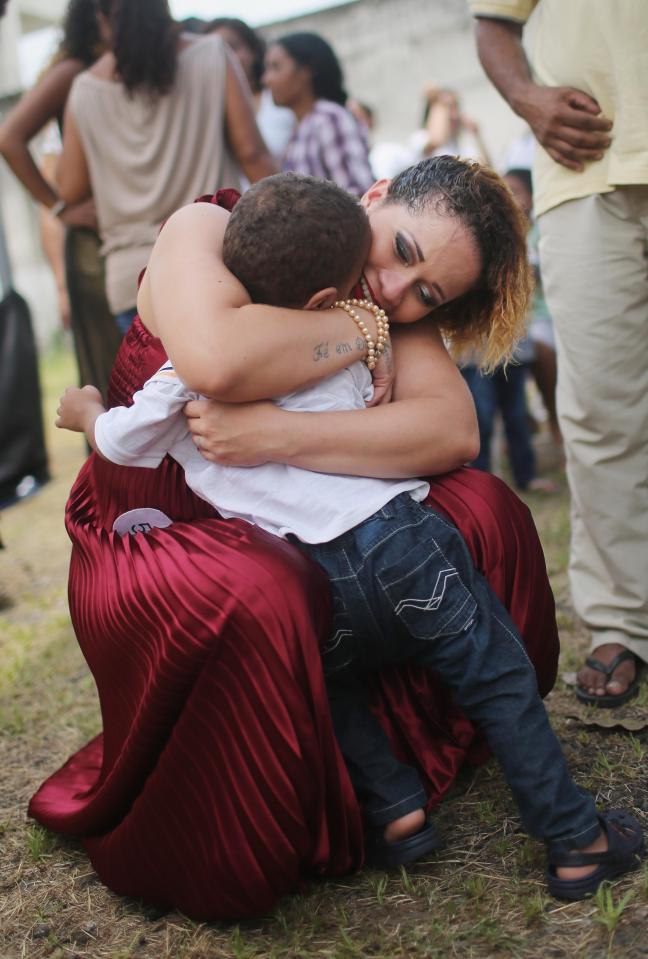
[361,179,390,209]
[303,287,338,311]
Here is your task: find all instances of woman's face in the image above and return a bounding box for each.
[361,182,482,324]
[262,44,311,108]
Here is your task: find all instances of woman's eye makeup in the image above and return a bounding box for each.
[394,232,410,264]
[418,285,436,308]
[394,233,437,308]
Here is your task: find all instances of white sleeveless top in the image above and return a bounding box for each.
[69,36,242,313]
[94,360,430,544]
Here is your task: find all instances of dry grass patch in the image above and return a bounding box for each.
[1,347,647,959]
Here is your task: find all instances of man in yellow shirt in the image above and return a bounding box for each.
[469,0,648,707]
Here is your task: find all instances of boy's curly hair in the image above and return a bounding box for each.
[387,156,532,371]
[223,173,370,309]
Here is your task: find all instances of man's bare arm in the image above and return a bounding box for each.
[475,17,612,171]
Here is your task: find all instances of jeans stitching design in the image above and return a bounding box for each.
[394,567,461,615]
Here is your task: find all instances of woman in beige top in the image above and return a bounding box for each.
[59,0,276,333]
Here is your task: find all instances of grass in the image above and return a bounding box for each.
[1,345,647,959]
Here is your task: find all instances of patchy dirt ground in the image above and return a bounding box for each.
[1,347,647,959]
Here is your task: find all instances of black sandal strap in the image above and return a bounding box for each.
[584,649,637,679]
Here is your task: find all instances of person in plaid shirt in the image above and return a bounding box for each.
[263,31,375,197]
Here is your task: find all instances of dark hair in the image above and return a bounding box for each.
[223,173,370,308]
[204,17,265,92]
[387,156,532,370]
[60,0,102,65]
[98,0,178,96]
[277,32,347,105]
[504,167,533,198]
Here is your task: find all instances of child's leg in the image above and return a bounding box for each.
[298,534,440,864]
[324,665,427,828]
[353,495,600,851]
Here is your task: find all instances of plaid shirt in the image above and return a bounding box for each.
[282,100,375,197]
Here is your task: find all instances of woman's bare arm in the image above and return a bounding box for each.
[0,58,82,208]
[137,202,379,400]
[186,320,480,477]
[223,49,277,183]
[58,105,92,204]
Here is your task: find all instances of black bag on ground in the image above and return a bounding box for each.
[0,287,49,503]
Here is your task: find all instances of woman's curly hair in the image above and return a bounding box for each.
[98,0,178,97]
[387,156,533,371]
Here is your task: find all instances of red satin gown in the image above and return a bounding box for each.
[29,192,559,920]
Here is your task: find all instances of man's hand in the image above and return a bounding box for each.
[515,83,612,171]
[56,384,104,434]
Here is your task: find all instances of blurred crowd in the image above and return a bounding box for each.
[0,0,560,507]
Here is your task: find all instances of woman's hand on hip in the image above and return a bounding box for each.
[184,398,283,467]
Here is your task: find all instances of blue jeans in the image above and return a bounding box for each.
[462,364,536,489]
[115,306,137,335]
[297,494,598,853]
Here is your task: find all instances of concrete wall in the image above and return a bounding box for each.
[261,0,525,165]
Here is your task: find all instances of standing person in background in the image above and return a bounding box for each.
[410,86,491,165]
[370,86,489,182]
[263,32,374,197]
[505,166,561,448]
[471,0,648,707]
[0,0,120,402]
[59,0,276,335]
[205,17,295,165]
[461,166,558,494]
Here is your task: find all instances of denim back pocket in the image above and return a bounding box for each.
[377,534,477,642]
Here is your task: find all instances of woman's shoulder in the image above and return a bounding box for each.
[310,100,359,131]
[178,32,226,63]
[313,99,350,118]
[85,52,117,82]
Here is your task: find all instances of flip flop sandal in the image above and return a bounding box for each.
[575,649,641,708]
[546,809,645,901]
[364,818,442,869]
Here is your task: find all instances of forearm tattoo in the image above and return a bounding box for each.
[312,338,366,362]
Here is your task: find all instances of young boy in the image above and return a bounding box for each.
[57,173,643,898]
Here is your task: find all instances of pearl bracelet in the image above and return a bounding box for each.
[333,298,390,371]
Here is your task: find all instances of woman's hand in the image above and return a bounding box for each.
[367,343,394,407]
[184,398,282,467]
[59,198,98,230]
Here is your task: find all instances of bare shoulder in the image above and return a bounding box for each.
[153,202,230,258]
[138,202,243,336]
[88,52,116,80]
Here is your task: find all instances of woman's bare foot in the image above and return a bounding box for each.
[555,829,608,881]
[383,808,426,843]
[577,643,637,699]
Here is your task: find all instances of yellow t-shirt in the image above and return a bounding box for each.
[469,0,648,215]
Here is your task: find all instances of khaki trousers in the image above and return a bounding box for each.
[538,187,648,662]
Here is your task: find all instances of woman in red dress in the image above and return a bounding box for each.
[30,158,558,920]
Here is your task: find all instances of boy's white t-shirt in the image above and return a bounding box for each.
[94,360,430,545]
